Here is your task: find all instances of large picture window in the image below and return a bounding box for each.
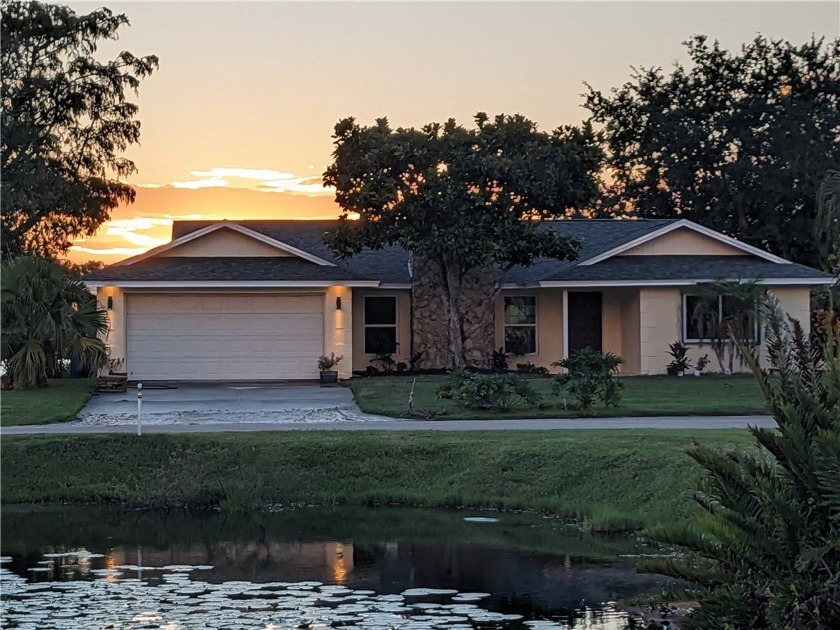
[364,296,397,354]
[683,294,759,343]
[504,296,537,355]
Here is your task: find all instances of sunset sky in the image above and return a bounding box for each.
[66,1,840,263]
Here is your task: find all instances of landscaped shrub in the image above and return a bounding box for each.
[639,294,840,629]
[551,348,623,410]
[437,369,541,411]
[491,347,509,372]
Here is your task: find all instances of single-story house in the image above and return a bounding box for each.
[85,218,834,381]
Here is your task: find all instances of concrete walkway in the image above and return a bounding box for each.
[1,415,774,435]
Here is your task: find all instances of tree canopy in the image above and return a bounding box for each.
[323,114,603,366]
[585,35,840,268]
[1,1,158,260]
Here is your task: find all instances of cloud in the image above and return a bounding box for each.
[144,167,334,196]
[172,177,228,189]
[260,176,332,195]
[191,168,295,181]
[70,245,153,256]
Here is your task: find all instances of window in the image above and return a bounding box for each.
[364,296,397,354]
[683,294,759,343]
[504,296,537,355]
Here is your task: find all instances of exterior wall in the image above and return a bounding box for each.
[620,228,743,256]
[639,284,813,375]
[639,288,683,375]
[96,286,127,371]
[324,286,353,379]
[757,286,812,369]
[351,289,412,371]
[159,229,290,257]
[495,289,564,369]
[605,288,642,374]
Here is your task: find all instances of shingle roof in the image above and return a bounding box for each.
[543,256,832,283]
[86,219,832,285]
[85,257,374,282]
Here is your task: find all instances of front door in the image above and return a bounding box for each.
[567,292,602,355]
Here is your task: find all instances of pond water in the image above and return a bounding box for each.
[0,506,673,629]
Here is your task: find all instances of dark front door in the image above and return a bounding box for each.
[567,292,602,355]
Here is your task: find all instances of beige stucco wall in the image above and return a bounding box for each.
[351,289,412,370]
[620,228,743,256]
[639,287,684,375]
[494,289,564,369]
[324,286,353,379]
[96,286,126,371]
[637,284,814,375]
[159,228,290,257]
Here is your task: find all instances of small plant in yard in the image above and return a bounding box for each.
[693,354,710,376]
[491,347,509,372]
[318,353,343,372]
[408,351,424,371]
[552,348,623,410]
[516,362,550,376]
[371,352,396,373]
[437,369,541,411]
[666,340,691,376]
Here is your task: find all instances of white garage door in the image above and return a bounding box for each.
[126,293,324,380]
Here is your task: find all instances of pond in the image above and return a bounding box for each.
[0,506,674,628]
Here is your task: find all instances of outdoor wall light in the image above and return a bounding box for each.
[336,296,342,310]
[107,296,113,310]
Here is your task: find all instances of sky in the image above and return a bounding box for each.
[65,1,840,263]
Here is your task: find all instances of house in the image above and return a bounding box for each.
[84,218,834,381]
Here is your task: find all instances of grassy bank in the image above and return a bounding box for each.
[0,378,94,427]
[349,374,765,419]
[2,430,752,529]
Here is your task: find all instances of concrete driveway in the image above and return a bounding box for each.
[73,383,390,426]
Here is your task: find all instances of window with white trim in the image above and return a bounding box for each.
[364,296,397,354]
[683,294,759,343]
[504,296,537,355]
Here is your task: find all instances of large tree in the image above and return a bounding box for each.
[323,114,602,368]
[1,1,158,260]
[585,35,840,268]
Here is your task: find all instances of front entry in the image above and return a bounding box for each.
[567,292,602,354]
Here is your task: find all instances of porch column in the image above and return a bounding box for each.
[562,289,569,363]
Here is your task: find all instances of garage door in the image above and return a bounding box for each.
[126,294,324,380]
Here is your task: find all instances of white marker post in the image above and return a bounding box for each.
[136,383,143,436]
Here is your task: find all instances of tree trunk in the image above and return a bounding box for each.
[443,264,467,368]
[410,254,495,370]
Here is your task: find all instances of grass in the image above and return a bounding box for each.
[0,378,94,427]
[1,429,753,529]
[349,374,766,419]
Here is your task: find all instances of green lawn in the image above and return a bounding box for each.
[1,430,753,529]
[0,378,94,427]
[349,374,766,419]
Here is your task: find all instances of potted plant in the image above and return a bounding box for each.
[666,341,692,377]
[318,353,343,385]
[693,354,710,377]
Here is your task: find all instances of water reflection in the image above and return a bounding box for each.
[1,506,672,628]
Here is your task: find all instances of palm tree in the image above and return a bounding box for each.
[640,293,840,629]
[1,256,108,389]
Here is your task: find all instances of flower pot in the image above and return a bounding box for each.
[693,370,701,377]
[319,370,338,385]
[666,365,680,377]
